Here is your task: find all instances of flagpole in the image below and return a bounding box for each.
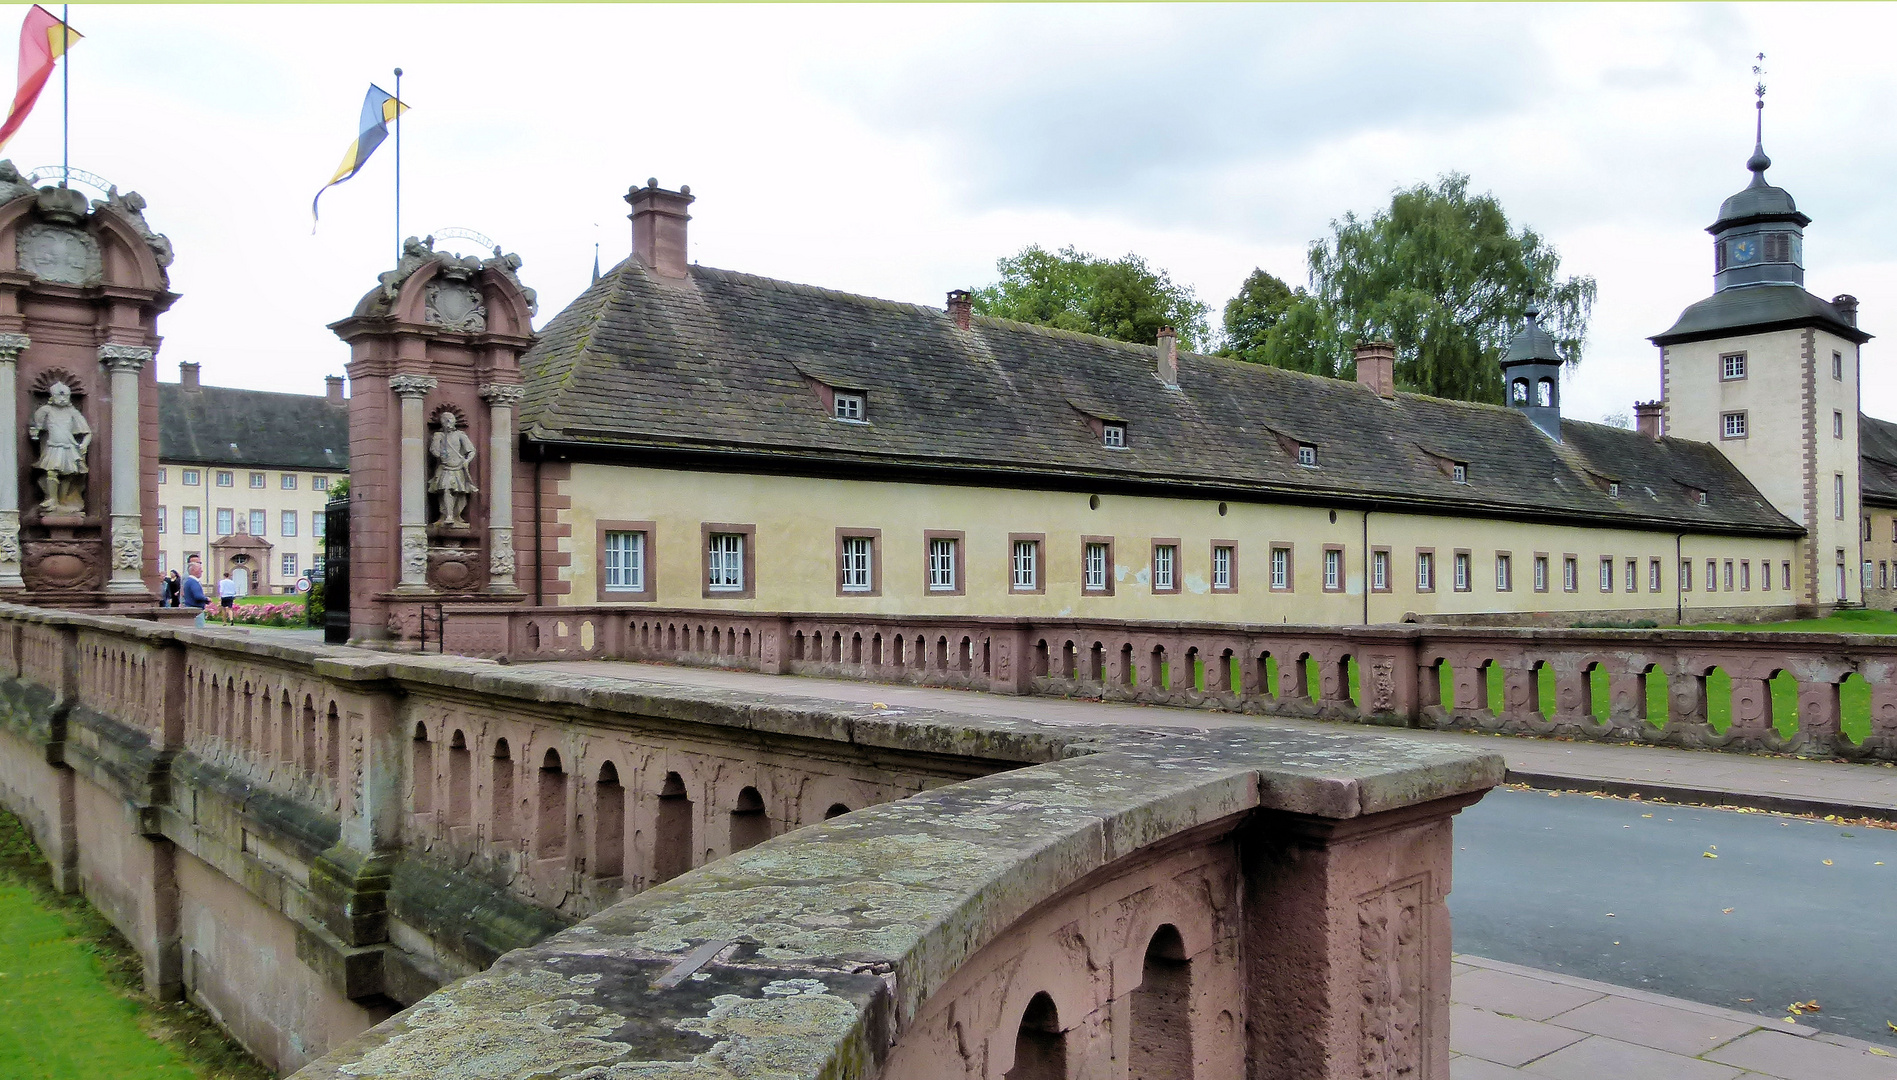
[59,5,68,186]
[393,67,401,262]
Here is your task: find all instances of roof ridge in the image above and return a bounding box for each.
[690,264,942,319]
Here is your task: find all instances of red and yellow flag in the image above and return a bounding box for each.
[0,5,78,153]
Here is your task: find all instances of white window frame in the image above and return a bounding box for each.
[928,537,957,592]
[1608,481,1621,499]
[1417,551,1434,591]
[282,473,298,490]
[1833,351,1844,381]
[1835,473,1846,520]
[249,471,266,489]
[605,530,647,592]
[313,512,325,539]
[1012,540,1038,591]
[215,508,233,536]
[1649,559,1662,592]
[1707,559,1718,592]
[707,533,744,592]
[280,510,298,538]
[1599,558,1613,592]
[182,507,200,535]
[841,536,873,592]
[1835,411,1845,439]
[1212,546,1232,591]
[1453,553,1470,592]
[313,475,329,492]
[1681,559,1693,591]
[215,470,233,487]
[1153,544,1175,591]
[1720,353,1746,380]
[249,509,267,537]
[1371,550,1388,591]
[1270,547,1289,590]
[281,553,298,578]
[1562,556,1577,592]
[833,391,865,422]
[1452,462,1467,484]
[1084,542,1109,591]
[1626,559,1638,593]
[1533,556,1547,592]
[1722,411,1748,439]
[1495,554,1511,591]
[1297,444,1317,468]
[157,506,167,534]
[1323,549,1341,591]
[183,469,200,487]
[1102,422,1126,449]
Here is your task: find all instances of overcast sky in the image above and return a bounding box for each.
[23,3,1896,423]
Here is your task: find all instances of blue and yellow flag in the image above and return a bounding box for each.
[311,84,407,227]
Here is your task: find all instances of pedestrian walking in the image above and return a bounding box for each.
[218,571,238,625]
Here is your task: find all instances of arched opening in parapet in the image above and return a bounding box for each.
[1639,665,1670,729]
[594,761,624,880]
[277,691,292,766]
[1532,660,1556,720]
[1006,992,1067,1080]
[325,702,341,783]
[655,772,693,883]
[301,696,317,775]
[537,749,567,858]
[1841,672,1872,746]
[730,786,769,852]
[447,730,471,827]
[411,722,434,815]
[1131,924,1193,1080]
[491,738,516,842]
[851,632,863,665]
[823,802,850,820]
[1766,669,1799,740]
[242,683,255,751]
[1582,661,1608,724]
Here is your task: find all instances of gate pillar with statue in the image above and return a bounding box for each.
[0,165,175,609]
[329,236,536,644]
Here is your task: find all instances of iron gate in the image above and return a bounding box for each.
[323,497,349,644]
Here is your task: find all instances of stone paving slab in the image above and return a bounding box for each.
[1452,955,1897,1080]
[538,660,1897,818]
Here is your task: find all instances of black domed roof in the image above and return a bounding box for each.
[1710,133,1810,231]
[1500,306,1560,366]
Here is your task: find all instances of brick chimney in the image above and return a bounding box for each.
[1833,294,1859,327]
[1354,341,1396,398]
[325,375,345,405]
[1156,327,1178,387]
[625,178,695,279]
[179,361,200,392]
[1634,400,1664,440]
[946,289,972,330]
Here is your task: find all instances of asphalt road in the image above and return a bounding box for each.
[1451,786,1897,1047]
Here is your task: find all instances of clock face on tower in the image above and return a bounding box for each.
[1727,237,1760,265]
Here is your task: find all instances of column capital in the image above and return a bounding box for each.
[0,332,28,364]
[479,382,525,407]
[388,374,438,399]
[98,343,154,372]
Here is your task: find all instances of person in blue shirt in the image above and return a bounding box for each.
[181,568,207,610]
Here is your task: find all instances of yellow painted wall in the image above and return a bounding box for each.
[1866,508,1897,610]
[560,463,1803,625]
[156,462,344,593]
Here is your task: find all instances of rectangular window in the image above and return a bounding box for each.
[1724,559,1734,591]
[841,536,874,592]
[1625,559,1637,593]
[1297,444,1316,467]
[1212,545,1235,592]
[313,476,329,492]
[1451,462,1467,484]
[216,508,233,536]
[313,512,325,539]
[832,391,865,421]
[282,473,298,490]
[248,472,265,489]
[1867,518,1875,543]
[1323,548,1342,592]
[1835,411,1845,439]
[604,530,648,592]
[1720,353,1746,381]
[1762,559,1772,592]
[157,506,167,534]
[281,553,298,578]
[1103,422,1126,448]
[1883,562,1890,590]
[1416,550,1434,592]
[216,471,233,487]
[1707,559,1718,591]
[1721,411,1747,439]
[249,509,266,536]
[1835,473,1846,519]
[1563,556,1577,593]
[1740,561,1751,591]
[1011,539,1039,591]
[280,510,297,537]
[1782,560,1791,592]
[1270,546,1291,591]
[157,467,167,485]
[1608,481,1621,499]
[1681,559,1693,591]
[707,533,745,592]
[1495,553,1511,592]
[1371,549,1389,592]
[1833,351,1844,380]
[1866,561,1877,591]
[183,469,200,486]
[183,507,200,535]
[1454,552,1471,592]
[1533,555,1548,593]
[1600,557,1613,592]
[158,551,167,576]
[1084,541,1111,592]
[1152,543,1177,592]
[1838,552,1848,598]
[928,536,958,592]
[1649,558,1662,592]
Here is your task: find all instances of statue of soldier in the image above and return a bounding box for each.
[29,381,89,513]
[428,411,478,528]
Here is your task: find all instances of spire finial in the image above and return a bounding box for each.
[1524,301,1540,326]
[1747,52,1771,179]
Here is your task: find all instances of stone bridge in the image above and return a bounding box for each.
[0,602,1500,1078]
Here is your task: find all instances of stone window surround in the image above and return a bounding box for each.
[181,507,200,535]
[597,519,656,601]
[1150,537,1181,595]
[1649,558,1663,593]
[1723,559,1734,592]
[1600,556,1614,593]
[1719,351,1747,382]
[182,469,199,486]
[1321,544,1345,593]
[923,530,965,597]
[248,471,266,489]
[1268,542,1294,593]
[1625,558,1638,593]
[216,507,234,537]
[1081,535,1115,595]
[1721,410,1748,440]
[1414,547,1435,593]
[1707,559,1718,592]
[1680,558,1693,592]
[1494,550,1513,592]
[1562,553,1578,593]
[835,527,882,598]
[1210,540,1239,593]
[1739,559,1751,592]
[216,470,233,487]
[1532,551,1549,594]
[157,506,166,534]
[701,522,755,600]
[1833,350,1844,380]
[1452,549,1471,593]
[282,473,298,490]
[1835,410,1845,439]
[1009,533,1046,595]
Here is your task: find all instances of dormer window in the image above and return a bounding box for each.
[833,391,866,422]
[1452,463,1467,484]
[1608,481,1621,499]
[1698,491,1710,507]
[1103,422,1126,449]
[1297,444,1316,468]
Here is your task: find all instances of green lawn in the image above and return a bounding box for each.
[0,810,269,1080]
[1683,608,1897,634]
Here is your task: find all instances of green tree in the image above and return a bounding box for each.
[1256,173,1596,402]
[1218,267,1301,362]
[973,244,1210,349]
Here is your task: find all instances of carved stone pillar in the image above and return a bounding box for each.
[479,382,523,592]
[0,332,27,588]
[100,344,153,595]
[389,374,436,591]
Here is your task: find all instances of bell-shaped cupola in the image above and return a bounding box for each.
[1501,304,1562,441]
[1708,102,1810,291]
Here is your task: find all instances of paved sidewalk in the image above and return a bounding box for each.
[538,660,1897,819]
[1451,955,1897,1079]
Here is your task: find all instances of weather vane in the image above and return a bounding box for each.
[1753,52,1766,108]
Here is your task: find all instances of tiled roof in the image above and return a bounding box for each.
[1652,284,1869,346]
[158,383,349,471]
[1861,413,1897,508]
[519,259,1802,538]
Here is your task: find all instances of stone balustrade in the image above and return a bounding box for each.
[442,605,1897,761]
